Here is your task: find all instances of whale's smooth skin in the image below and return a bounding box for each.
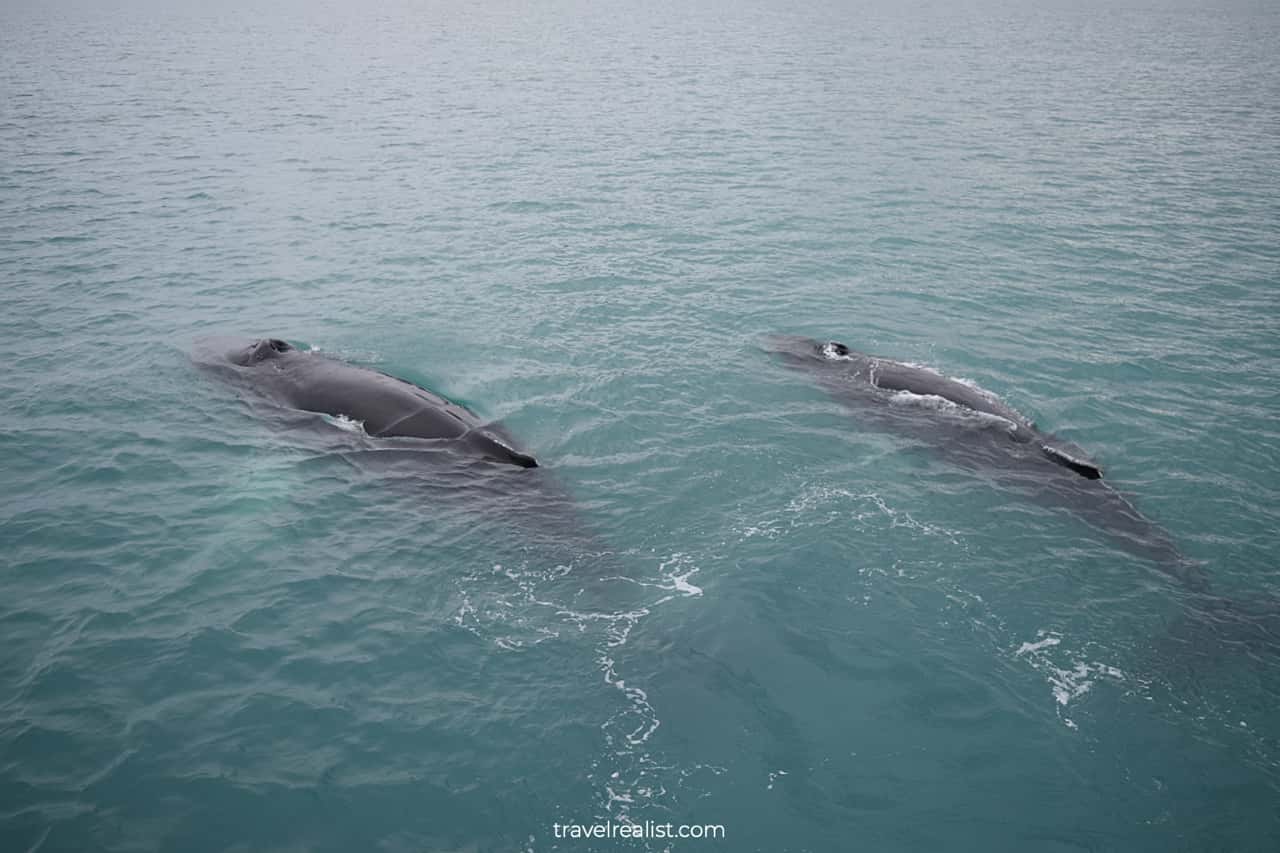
[193,335,642,602]
[766,334,1206,589]
[199,337,538,468]
[774,336,1102,478]
[193,334,595,559]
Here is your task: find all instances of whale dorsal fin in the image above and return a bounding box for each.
[468,425,538,468]
[506,448,539,468]
[1041,444,1103,479]
[489,437,538,468]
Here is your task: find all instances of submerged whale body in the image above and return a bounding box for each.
[194,336,649,601]
[196,337,538,468]
[767,334,1205,587]
[768,335,1280,660]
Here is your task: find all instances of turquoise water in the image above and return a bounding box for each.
[3,0,1280,849]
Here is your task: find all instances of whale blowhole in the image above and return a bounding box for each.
[821,341,853,360]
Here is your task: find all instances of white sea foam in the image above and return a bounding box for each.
[889,389,961,411]
[1014,630,1125,729]
[612,552,703,602]
[889,389,1020,432]
[451,550,709,822]
[735,485,965,544]
[322,413,366,434]
[1015,633,1062,656]
[896,359,944,377]
[794,485,964,543]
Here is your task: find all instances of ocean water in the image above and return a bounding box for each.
[3,0,1279,850]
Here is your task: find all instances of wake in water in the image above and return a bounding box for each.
[740,478,1279,789]
[452,549,716,824]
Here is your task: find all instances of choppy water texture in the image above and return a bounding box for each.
[3,0,1280,850]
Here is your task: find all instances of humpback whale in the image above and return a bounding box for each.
[196,337,538,468]
[192,336,655,608]
[767,334,1205,588]
[773,336,1102,478]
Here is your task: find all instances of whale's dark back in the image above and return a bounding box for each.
[868,360,1032,431]
[197,336,538,468]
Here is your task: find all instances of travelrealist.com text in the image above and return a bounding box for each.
[552,821,726,840]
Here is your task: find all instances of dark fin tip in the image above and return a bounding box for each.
[508,450,538,468]
[1041,445,1103,479]
[477,430,538,468]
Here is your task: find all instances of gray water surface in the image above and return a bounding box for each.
[3,1,1279,850]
